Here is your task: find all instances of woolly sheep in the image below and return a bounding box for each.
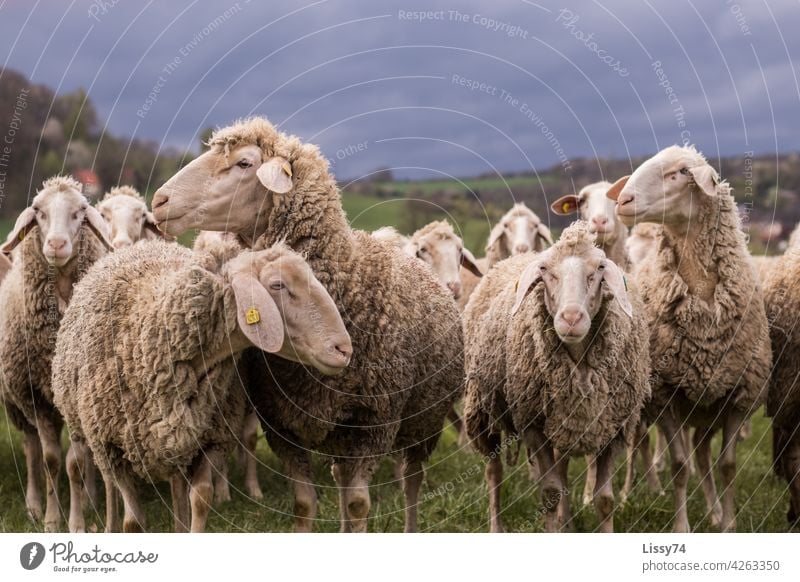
[626,223,662,267]
[0,176,112,531]
[96,185,165,248]
[464,221,650,532]
[371,226,408,249]
[52,239,352,532]
[607,145,772,532]
[151,116,464,533]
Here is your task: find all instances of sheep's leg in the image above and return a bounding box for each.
[190,453,216,533]
[593,447,615,533]
[38,417,63,532]
[785,440,800,527]
[104,479,120,533]
[446,407,466,446]
[485,438,505,533]
[400,455,425,533]
[83,451,99,510]
[639,424,663,495]
[212,458,231,504]
[331,459,373,533]
[773,426,787,477]
[653,428,667,472]
[287,453,317,533]
[116,472,145,532]
[22,430,44,522]
[621,442,635,505]
[527,447,541,482]
[719,411,744,533]
[582,455,596,506]
[555,452,572,530]
[658,413,691,533]
[242,411,263,499]
[66,440,87,533]
[524,429,562,533]
[683,428,697,476]
[693,426,723,528]
[170,473,190,533]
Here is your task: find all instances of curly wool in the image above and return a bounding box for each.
[464,224,650,456]
[52,240,246,481]
[211,118,463,462]
[634,182,771,415]
[0,224,106,434]
[103,185,144,201]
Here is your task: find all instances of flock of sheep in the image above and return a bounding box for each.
[0,116,798,534]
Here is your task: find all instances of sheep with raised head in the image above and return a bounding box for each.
[95,185,165,249]
[0,176,112,531]
[607,145,772,532]
[464,221,650,532]
[52,239,352,532]
[150,116,464,533]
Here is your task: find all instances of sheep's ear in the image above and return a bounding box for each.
[143,211,174,241]
[461,247,483,277]
[601,260,633,318]
[1,207,37,255]
[230,273,284,353]
[550,195,579,215]
[84,206,114,251]
[511,253,549,315]
[486,222,506,252]
[688,165,719,197]
[256,156,293,194]
[535,223,553,249]
[606,176,630,201]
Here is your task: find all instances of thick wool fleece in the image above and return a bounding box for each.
[52,240,247,481]
[104,185,143,201]
[762,249,800,430]
[0,223,106,435]
[464,225,650,456]
[210,118,463,463]
[633,183,771,416]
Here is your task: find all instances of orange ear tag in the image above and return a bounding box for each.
[245,308,261,325]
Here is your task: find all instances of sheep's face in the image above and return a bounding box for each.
[405,231,481,299]
[97,195,154,249]
[607,145,719,227]
[226,249,352,376]
[551,182,620,244]
[152,144,291,239]
[489,205,552,258]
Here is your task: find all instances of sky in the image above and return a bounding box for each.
[1,0,798,180]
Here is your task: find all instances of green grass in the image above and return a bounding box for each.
[0,409,791,532]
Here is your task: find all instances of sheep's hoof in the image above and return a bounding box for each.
[709,505,723,529]
[44,520,60,533]
[26,505,43,523]
[672,521,690,533]
[123,520,144,533]
[582,494,593,507]
[214,489,231,504]
[246,484,263,500]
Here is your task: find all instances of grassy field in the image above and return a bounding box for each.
[0,408,792,533]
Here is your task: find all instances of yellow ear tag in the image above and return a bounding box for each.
[281,161,292,177]
[19,229,25,241]
[514,279,519,292]
[245,308,261,325]
[562,202,571,213]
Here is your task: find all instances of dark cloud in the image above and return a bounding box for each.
[1,0,798,179]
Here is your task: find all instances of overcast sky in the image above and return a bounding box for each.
[1,0,798,180]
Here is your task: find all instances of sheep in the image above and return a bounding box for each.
[458,203,551,311]
[52,239,352,533]
[551,181,630,269]
[150,116,464,533]
[0,176,112,531]
[759,247,800,526]
[192,230,264,502]
[371,226,408,249]
[607,144,772,532]
[463,221,650,532]
[95,185,165,249]
[0,252,11,283]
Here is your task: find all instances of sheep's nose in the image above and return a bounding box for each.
[592,216,608,227]
[446,281,462,299]
[113,239,132,249]
[333,337,353,364]
[47,238,67,251]
[617,192,635,207]
[560,308,583,328]
[514,243,530,254]
[151,191,169,211]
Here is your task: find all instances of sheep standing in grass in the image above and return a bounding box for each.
[151,117,464,533]
[52,240,352,532]
[464,222,649,532]
[607,145,771,532]
[0,176,112,531]
[458,203,552,311]
[95,186,165,249]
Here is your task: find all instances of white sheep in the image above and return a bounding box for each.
[95,185,165,248]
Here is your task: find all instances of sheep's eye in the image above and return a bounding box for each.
[269,281,285,291]
[417,247,428,257]
[72,212,80,220]
[237,160,253,169]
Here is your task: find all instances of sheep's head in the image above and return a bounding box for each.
[487,203,552,258]
[551,181,622,245]
[97,186,162,249]
[1,176,112,267]
[152,117,298,239]
[223,245,352,376]
[512,221,632,344]
[607,145,720,227]
[404,220,482,299]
